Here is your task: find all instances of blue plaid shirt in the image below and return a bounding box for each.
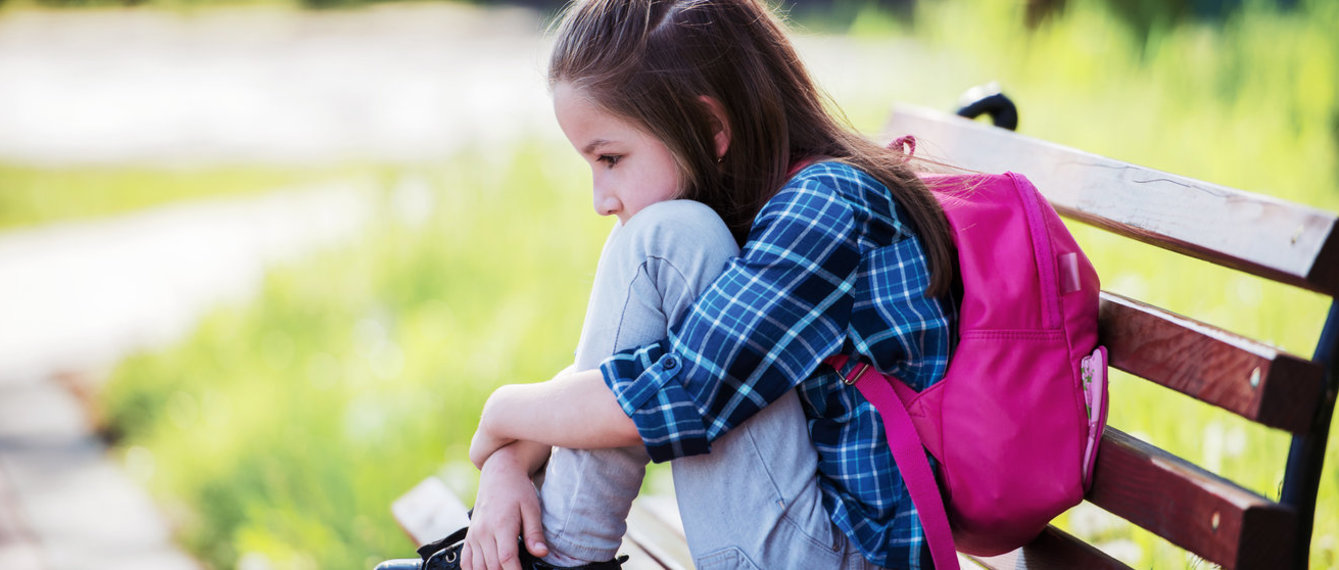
[600,161,954,568]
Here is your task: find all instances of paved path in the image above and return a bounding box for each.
[0,181,378,382]
[0,374,200,570]
[0,180,379,569]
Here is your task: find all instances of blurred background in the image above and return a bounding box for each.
[0,0,1335,568]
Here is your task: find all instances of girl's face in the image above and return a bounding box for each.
[553,82,683,224]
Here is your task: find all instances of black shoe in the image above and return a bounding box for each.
[374,527,478,570]
[373,527,626,570]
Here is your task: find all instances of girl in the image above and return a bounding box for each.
[418,0,958,568]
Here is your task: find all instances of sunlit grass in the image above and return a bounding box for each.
[92,0,1339,568]
[0,163,363,230]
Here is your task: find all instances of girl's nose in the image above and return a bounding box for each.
[594,192,621,217]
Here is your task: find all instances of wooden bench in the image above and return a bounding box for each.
[891,101,1337,569]
[392,101,1338,569]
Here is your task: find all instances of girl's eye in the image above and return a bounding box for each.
[597,154,622,168]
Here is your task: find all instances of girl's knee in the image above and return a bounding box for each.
[621,199,739,260]
[601,200,738,318]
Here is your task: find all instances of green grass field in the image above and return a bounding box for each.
[0,163,370,231]
[88,0,1339,568]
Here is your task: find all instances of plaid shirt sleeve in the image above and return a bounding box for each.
[601,177,862,462]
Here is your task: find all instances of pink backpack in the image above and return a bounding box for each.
[828,162,1108,568]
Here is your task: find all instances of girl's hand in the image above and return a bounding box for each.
[460,446,549,570]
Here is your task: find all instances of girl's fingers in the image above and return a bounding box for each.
[481,536,501,570]
[459,541,473,570]
[496,534,522,570]
[519,496,548,558]
[470,543,486,570]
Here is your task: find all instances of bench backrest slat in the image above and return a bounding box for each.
[1090,429,1299,569]
[1100,292,1324,433]
[887,106,1339,296]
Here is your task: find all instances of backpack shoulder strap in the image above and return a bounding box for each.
[831,357,960,569]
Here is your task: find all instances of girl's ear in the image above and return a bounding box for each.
[698,95,732,161]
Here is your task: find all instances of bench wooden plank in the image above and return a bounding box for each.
[885,105,1339,296]
[616,539,676,570]
[626,497,692,570]
[1086,429,1298,569]
[1099,291,1325,432]
[392,477,472,548]
[970,525,1129,570]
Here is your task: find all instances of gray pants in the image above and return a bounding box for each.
[538,200,878,569]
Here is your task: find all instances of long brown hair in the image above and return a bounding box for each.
[549,0,955,296]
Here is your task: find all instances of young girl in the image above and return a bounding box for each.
[399,0,959,568]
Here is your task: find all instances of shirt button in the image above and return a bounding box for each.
[662,356,678,370]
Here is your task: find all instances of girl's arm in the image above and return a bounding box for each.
[469,369,639,468]
[492,438,553,476]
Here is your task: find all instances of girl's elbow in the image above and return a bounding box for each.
[612,413,642,447]
[479,384,518,436]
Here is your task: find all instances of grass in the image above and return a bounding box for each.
[0,163,362,231]
[90,0,1339,568]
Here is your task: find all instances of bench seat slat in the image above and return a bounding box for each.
[391,477,470,548]
[617,538,677,570]
[626,497,692,570]
[885,105,1339,296]
[970,525,1129,570]
[1099,291,1324,432]
[1088,428,1298,569]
